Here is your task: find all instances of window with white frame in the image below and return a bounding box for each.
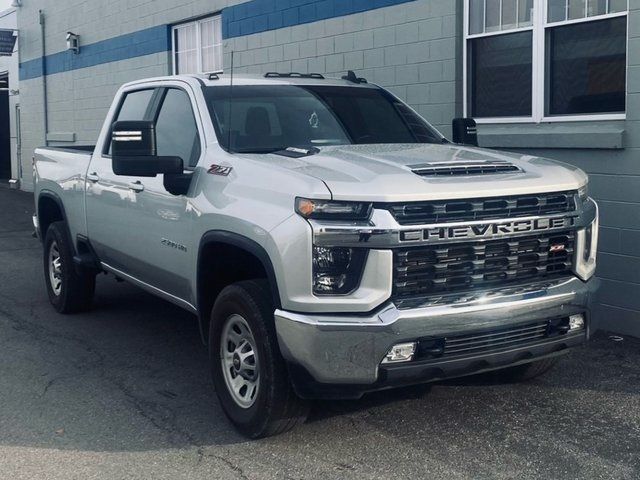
[172,15,223,75]
[464,0,628,122]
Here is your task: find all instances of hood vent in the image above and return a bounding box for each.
[411,160,522,177]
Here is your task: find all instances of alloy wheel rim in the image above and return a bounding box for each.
[48,240,63,296]
[220,314,259,409]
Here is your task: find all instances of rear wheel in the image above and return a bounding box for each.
[500,357,559,382]
[43,221,96,313]
[210,280,308,438]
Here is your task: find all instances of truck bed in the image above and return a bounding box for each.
[34,145,96,244]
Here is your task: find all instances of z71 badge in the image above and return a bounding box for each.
[208,164,233,176]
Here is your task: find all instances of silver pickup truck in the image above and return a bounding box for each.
[33,72,599,438]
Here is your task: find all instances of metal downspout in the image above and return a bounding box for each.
[39,9,48,146]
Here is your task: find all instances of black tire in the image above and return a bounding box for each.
[499,357,559,382]
[43,221,96,313]
[209,280,308,438]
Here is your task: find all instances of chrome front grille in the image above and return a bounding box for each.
[393,231,575,300]
[382,191,577,225]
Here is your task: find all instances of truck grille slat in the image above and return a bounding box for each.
[381,191,577,225]
[443,322,550,357]
[394,232,575,299]
[446,324,548,345]
[445,329,548,352]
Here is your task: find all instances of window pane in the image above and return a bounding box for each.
[116,90,154,121]
[518,0,534,26]
[156,89,201,167]
[502,0,518,29]
[174,23,198,74]
[200,17,222,72]
[109,89,154,154]
[609,0,627,13]
[469,0,484,34]
[485,0,501,32]
[548,16,626,115]
[469,31,533,117]
[587,0,606,16]
[568,0,586,19]
[200,19,214,48]
[548,0,567,22]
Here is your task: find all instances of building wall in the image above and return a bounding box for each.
[14,0,640,334]
[16,0,460,192]
[0,7,19,181]
[475,4,640,337]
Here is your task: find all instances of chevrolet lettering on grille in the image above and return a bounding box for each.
[400,216,575,242]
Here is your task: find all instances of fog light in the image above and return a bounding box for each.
[569,314,585,331]
[382,342,417,364]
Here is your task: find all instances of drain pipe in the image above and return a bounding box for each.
[39,9,48,146]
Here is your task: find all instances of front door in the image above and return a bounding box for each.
[85,86,203,304]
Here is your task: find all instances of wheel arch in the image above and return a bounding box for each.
[37,191,72,249]
[197,230,282,345]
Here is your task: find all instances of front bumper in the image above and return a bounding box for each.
[275,276,599,399]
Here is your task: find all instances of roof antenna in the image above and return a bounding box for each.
[227,50,235,153]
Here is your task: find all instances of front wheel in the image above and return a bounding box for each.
[43,221,96,313]
[210,280,308,438]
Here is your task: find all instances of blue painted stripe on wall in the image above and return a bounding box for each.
[222,0,417,38]
[19,25,171,81]
[19,0,417,80]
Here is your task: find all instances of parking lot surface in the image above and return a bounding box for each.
[0,187,639,480]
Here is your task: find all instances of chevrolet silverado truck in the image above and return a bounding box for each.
[33,72,599,438]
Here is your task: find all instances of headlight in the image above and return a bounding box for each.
[313,246,367,295]
[296,198,372,221]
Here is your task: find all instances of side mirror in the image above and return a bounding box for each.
[452,118,478,147]
[111,121,183,177]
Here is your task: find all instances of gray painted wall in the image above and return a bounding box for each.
[14,0,640,335]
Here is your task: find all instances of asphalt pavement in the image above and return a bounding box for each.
[0,186,638,480]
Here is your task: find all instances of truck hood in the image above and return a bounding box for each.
[241,143,587,202]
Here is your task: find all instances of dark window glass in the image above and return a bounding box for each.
[548,16,626,115]
[107,89,154,154]
[469,31,532,117]
[203,85,443,153]
[116,90,154,121]
[155,89,201,167]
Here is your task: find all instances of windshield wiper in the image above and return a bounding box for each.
[233,146,320,158]
[272,147,321,158]
[231,147,286,154]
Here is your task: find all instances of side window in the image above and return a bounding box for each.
[116,89,154,121]
[155,89,201,167]
[106,89,154,154]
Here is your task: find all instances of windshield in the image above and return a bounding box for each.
[203,85,445,153]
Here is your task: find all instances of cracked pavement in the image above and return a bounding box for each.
[0,187,639,480]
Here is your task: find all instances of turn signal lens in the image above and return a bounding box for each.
[578,183,589,202]
[295,198,372,221]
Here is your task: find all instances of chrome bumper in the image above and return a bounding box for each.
[275,277,598,389]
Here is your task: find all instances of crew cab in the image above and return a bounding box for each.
[33,72,599,438]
